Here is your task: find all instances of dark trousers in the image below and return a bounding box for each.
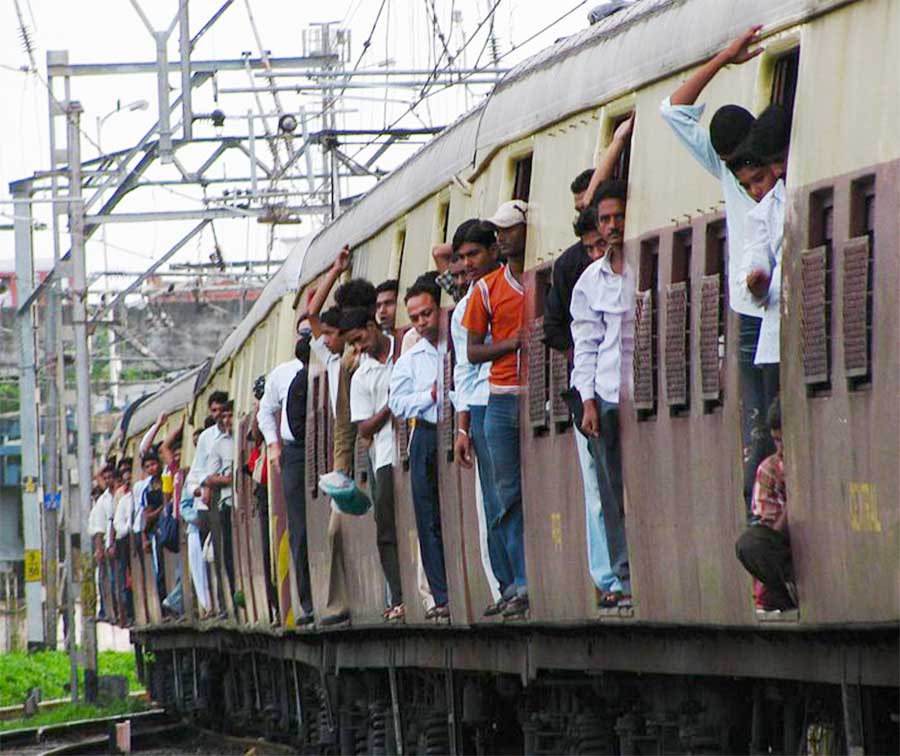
[739,316,781,518]
[374,465,403,606]
[736,524,795,610]
[409,425,448,605]
[220,505,235,596]
[280,441,313,615]
[115,536,132,622]
[587,398,630,594]
[255,483,278,620]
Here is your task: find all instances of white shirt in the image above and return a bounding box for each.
[113,489,134,540]
[131,477,151,533]
[208,431,235,505]
[350,336,395,470]
[741,180,785,365]
[570,254,636,404]
[89,489,114,547]
[182,423,224,511]
[256,359,305,445]
[388,336,443,423]
[450,287,490,412]
[311,335,341,414]
[659,96,761,318]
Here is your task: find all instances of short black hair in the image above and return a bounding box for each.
[203,415,215,429]
[252,374,266,400]
[142,449,160,464]
[452,218,496,253]
[404,273,441,306]
[749,104,790,163]
[100,462,116,476]
[767,396,781,432]
[295,333,311,364]
[375,279,399,297]
[593,179,627,204]
[118,457,133,472]
[334,278,376,311]
[573,205,599,237]
[321,306,343,329]
[570,168,594,195]
[339,306,373,333]
[208,390,229,407]
[710,104,755,158]
[221,399,234,413]
[725,142,766,174]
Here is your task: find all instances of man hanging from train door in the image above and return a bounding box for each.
[449,219,513,616]
[543,118,633,607]
[659,25,776,519]
[463,200,530,618]
[570,179,635,609]
[389,276,451,620]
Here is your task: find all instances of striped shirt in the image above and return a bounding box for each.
[751,452,786,527]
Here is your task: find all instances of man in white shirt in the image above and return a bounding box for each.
[112,464,134,626]
[659,25,777,514]
[257,336,315,625]
[389,277,449,619]
[180,391,227,616]
[343,307,404,620]
[89,464,116,620]
[206,400,236,604]
[570,180,635,609]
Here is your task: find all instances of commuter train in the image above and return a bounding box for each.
[123,0,899,752]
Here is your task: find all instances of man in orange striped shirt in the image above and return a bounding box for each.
[462,200,530,618]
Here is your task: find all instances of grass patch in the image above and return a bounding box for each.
[0,697,149,733]
[0,650,141,707]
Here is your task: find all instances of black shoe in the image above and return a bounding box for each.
[502,595,529,618]
[319,610,351,627]
[483,599,506,617]
[296,613,315,626]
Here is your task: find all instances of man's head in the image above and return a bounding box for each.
[252,374,266,401]
[593,180,627,251]
[334,278,377,313]
[573,206,605,261]
[749,104,790,178]
[218,399,234,435]
[340,306,383,357]
[570,168,595,212]
[295,331,312,366]
[208,390,228,420]
[118,457,133,486]
[320,306,345,355]
[404,276,441,344]
[768,396,782,452]
[452,218,499,284]
[99,463,115,491]
[710,104,755,161]
[728,149,778,203]
[141,450,161,479]
[487,200,528,261]
[374,280,399,332]
[171,438,182,469]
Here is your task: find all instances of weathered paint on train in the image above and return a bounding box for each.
[123,0,898,654]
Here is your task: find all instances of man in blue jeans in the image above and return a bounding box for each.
[463,200,530,618]
[570,180,635,608]
[389,276,450,620]
[449,218,515,615]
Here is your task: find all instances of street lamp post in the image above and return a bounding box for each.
[95,99,148,409]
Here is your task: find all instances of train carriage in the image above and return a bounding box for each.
[125,0,898,752]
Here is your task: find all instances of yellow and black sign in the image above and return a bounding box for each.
[22,475,38,494]
[24,549,42,582]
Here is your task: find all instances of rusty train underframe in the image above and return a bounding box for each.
[133,622,898,754]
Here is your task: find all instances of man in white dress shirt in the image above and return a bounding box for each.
[389,276,450,619]
[570,180,635,609]
[89,464,116,620]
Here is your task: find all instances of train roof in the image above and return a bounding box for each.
[297,0,854,284]
[121,362,205,441]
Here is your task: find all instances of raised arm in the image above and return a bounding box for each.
[584,113,635,208]
[432,243,453,274]
[159,418,184,467]
[308,245,352,338]
[140,412,168,456]
[670,26,763,106]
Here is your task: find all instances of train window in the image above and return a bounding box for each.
[666,230,692,414]
[609,111,634,186]
[701,220,727,412]
[770,48,800,131]
[802,188,834,394]
[845,176,876,390]
[438,200,450,243]
[394,227,407,281]
[634,237,659,421]
[512,153,533,202]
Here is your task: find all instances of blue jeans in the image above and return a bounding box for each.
[483,393,528,598]
[575,429,621,593]
[469,404,515,596]
[739,315,780,520]
[587,398,630,594]
[409,424,448,605]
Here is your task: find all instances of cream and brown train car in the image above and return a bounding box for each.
[131,0,897,751]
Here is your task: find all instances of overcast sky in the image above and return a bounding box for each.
[0,1,591,288]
